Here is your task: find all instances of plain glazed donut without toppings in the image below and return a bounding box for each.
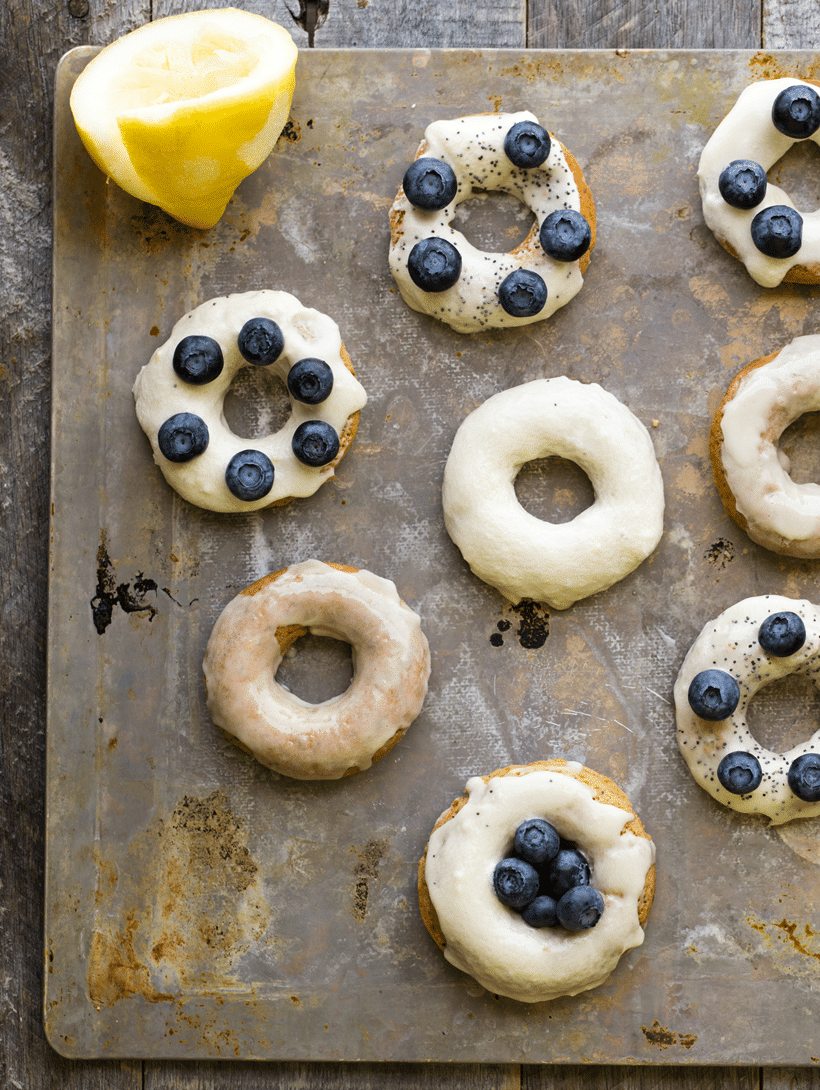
[698,77,820,287]
[441,377,664,610]
[418,760,655,1004]
[202,560,431,780]
[709,335,820,558]
[389,111,595,333]
[133,291,367,513]
[674,594,820,825]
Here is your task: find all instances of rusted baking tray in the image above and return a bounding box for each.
[48,47,820,1062]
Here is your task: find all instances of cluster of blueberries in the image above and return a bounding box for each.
[493,817,605,931]
[401,120,592,317]
[157,317,341,502]
[717,84,820,260]
[686,610,820,802]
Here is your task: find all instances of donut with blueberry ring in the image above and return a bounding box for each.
[389,112,595,333]
[133,291,367,513]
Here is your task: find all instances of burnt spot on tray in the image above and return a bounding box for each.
[91,534,160,633]
[352,838,388,922]
[642,1020,698,1050]
[490,602,550,649]
[704,537,735,568]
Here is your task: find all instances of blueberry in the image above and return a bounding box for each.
[493,857,540,908]
[157,413,209,463]
[292,420,340,467]
[225,449,274,501]
[237,317,284,366]
[539,209,592,262]
[287,358,334,404]
[556,885,605,931]
[513,818,560,866]
[548,846,591,898]
[407,237,462,292]
[521,894,559,928]
[172,335,223,385]
[788,753,820,802]
[497,269,548,317]
[772,84,820,138]
[717,751,763,794]
[751,205,803,259]
[687,669,740,721]
[718,159,768,209]
[402,157,458,210]
[504,120,551,169]
[758,611,806,657]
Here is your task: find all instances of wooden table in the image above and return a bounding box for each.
[4,0,820,1086]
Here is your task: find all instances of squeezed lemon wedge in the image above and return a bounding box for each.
[70,8,298,229]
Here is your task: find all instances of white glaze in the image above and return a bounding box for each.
[203,560,431,780]
[698,78,820,287]
[133,291,367,513]
[424,766,654,1004]
[674,594,820,824]
[717,335,820,557]
[389,112,591,333]
[441,377,664,609]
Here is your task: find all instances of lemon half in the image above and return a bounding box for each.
[70,8,297,229]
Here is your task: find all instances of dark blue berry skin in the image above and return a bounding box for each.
[548,846,591,899]
[788,753,820,802]
[238,317,284,366]
[493,857,540,908]
[556,885,605,931]
[287,358,334,404]
[157,413,209,463]
[498,269,548,317]
[521,894,559,928]
[504,121,551,168]
[403,157,458,210]
[758,611,806,657]
[225,449,275,501]
[514,818,560,866]
[539,209,592,262]
[751,205,803,258]
[717,751,763,795]
[688,669,740,721]
[172,335,223,385]
[407,237,462,292]
[718,160,768,209]
[772,84,820,138]
[292,420,340,467]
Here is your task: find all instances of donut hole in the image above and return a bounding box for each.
[276,633,354,703]
[222,366,292,440]
[514,457,595,524]
[451,191,536,252]
[746,673,820,753]
[767,141,820,213]
[778,411,820,483]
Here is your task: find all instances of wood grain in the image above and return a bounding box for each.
[145,1061,521,1088]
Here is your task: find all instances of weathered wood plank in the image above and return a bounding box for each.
[763,0,820,48]
[523,1066,760,1090]
[144,1060,521,1088]
[764,1070,820,1090]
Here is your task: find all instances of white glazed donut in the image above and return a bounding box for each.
[441,377,664,610]
[698,77,820,286]
[418,761,655,1004]
[674,594,820,825]
[202,560,431,780]
[709,335,820,558]
[389,112,595,333]
[133,291,367,513]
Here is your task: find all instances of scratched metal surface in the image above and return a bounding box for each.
[47,47,820,1062]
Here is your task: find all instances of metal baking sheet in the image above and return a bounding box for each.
[47,46,820,1062]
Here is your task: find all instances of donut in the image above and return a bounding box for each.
[709,335,820,558]
[418,760,655,1004]
[441,377,664,610]
[674,595,820,825]
[133,291,367,513]
[202,560,431,780]
[698,78,820,287]
[388,112,595,333]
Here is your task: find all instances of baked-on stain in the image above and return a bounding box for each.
[352,838,388,922]
[91,531,159,634]
[490,601,550,649]
[704,537,735,568]
[642,1020,698,1050]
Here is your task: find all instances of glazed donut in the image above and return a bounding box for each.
[698,77,820,287]
[709,335,820,558]
[133,291,367,513]
[441,377,664,610]
[389,112,595,333]
[418,760,655,1004]
[202,560,431,780]
[674,594,820,825]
